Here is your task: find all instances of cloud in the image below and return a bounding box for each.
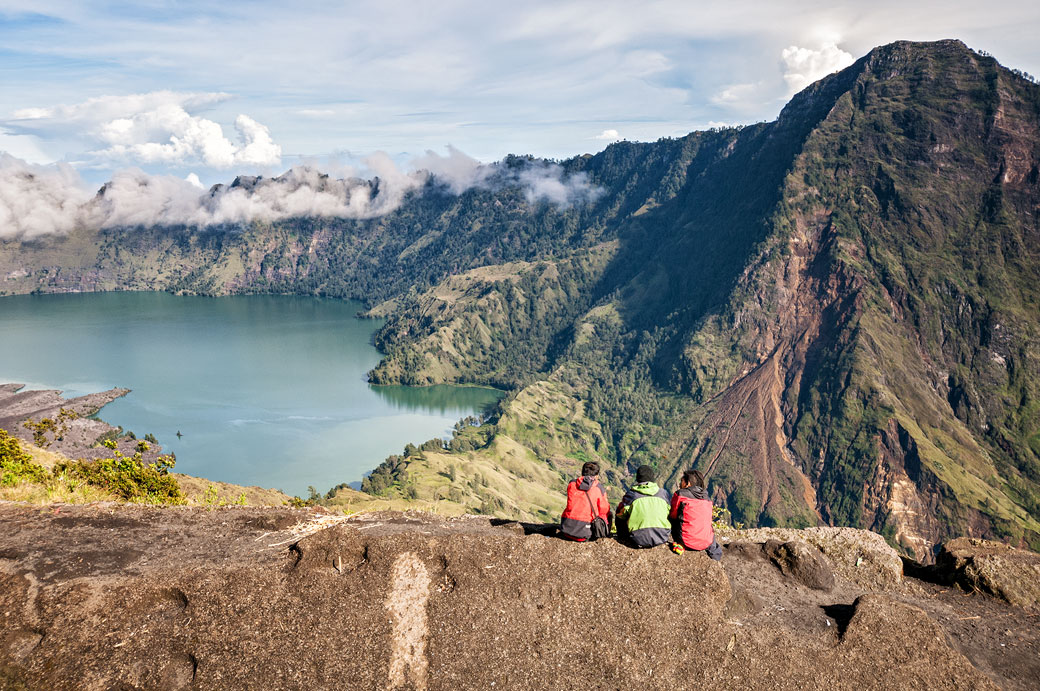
[0,153,91,240]
[709,82,760,106]
[594,129,620,140]
[710,41,855,111]
[409,146,491,193]
[296,109,336,118]
[230,115,281,166]
[6,92,281,169]
[0,148,600,240]
[781,42,855,94]
[3,3,1040,169]
[515,163,599,206]
[11,92,230,127]
[709,82,766,110]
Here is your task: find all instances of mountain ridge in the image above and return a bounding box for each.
[2,39,1038,560]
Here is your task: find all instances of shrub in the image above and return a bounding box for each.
[420,438,445,452]
[55,452,183,504]
[22,408,78,448]
[0,429,50,486]
[712,505,739,530]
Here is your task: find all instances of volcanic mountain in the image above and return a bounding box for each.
[2,40,1038,560]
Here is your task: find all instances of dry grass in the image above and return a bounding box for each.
[3,434,290,508]
[22,441,74,470]
[0,473,119,504]
[175,474,291,507]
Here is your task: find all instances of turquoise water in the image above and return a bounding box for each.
[0,292,502,496]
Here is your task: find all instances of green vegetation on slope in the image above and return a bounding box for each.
[5,40,1040,554]
[1,428,173,504]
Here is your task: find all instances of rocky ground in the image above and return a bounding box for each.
[1,504,1038,690]
[0,383,158,464]
[0,383,292,506]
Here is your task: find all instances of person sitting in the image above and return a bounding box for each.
[615,465,672,548]
[669,469,722,561]
[560,461,612,541]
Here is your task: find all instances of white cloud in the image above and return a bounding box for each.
[781,42,855,94]
[2,3,1040,168]
[6,92,281,169]
[297,109,336,118]
[0,148,601,240]
[231,115,281,166]
[709,41,855,111]
[710,82,757,105]
[709,82,765,110]
[409,146,491,193]
[515,163,600,206]
[594,129,620,140]
[0,153,91,240]
[0,131,51,164]
[12,92,230,124]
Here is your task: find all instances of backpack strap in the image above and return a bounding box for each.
[582,482,598,520]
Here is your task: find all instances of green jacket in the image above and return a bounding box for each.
[617,481,672,547]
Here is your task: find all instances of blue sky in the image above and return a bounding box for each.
[2,1,1039,186]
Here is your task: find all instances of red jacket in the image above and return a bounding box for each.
[560,476,610,541]
[669,486,715,550]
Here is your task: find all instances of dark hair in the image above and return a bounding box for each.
[683,469,705,489]
[635,465,655,483]
[581,461,600,477]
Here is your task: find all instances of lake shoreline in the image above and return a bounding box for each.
[0,293,504,496]
[0,382,132,460]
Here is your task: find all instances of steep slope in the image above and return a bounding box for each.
[641,40,1040,557]
[359,41,1040,559]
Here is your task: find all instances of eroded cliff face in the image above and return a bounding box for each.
[2,41,1038,557]
[646,40,1040,558]
[863,421,946,558]
[4,506,1036,690]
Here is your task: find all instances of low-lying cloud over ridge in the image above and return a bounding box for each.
[0,147,599,241]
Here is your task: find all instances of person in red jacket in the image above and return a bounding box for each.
[560,461,612,541]
[669,469,722,560]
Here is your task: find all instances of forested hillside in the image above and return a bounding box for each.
[3,40,1038,560]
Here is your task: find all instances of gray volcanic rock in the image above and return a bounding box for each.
[1,507,1026,689]
[937,537,1040,609]
[723,526,904,588]
[763,539,836,591]
[0,383,166,464]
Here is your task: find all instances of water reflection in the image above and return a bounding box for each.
[369,383,504,416]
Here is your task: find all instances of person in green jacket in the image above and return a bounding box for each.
[615,465,672,548]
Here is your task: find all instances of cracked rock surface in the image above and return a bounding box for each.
[1,505,1038,690]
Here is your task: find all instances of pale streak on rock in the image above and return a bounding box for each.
[386,552,431,690]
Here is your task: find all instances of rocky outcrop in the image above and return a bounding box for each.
[0,383,168,465]
[0,383,130,456]
[762,539,836,591]
[3,507,1036,689]
[723,526,904,589]
[935,537,1040,609]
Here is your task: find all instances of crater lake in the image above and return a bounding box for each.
[0,292,503,496]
